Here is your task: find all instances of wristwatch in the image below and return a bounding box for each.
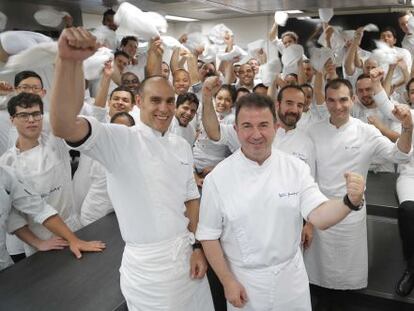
[192,241,202,251]
[343,194,364,211]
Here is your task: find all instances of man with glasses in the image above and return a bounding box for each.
[0,92,81,258]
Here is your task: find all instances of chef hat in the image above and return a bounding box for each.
[247,39,265,57]
[318,8,334,23]
[0,11,7,32]
[34,9,69,28]
[208,24,233,45]
[274,11,288,27]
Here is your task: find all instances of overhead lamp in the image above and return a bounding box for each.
[165,15,199,22]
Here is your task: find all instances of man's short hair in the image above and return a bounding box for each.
[110,111,135,125]
[356,73,371,84]
[253,83,268,92]
[172,68,190,78]
[162,61,170,69]
[110,86,136,105]
[235,93,276,124]
[102,9,115,23]
[277,85,305,102]
[325,78,354,97]
[176,92,199,109]
[236,87,250,97]
[406,77,414,92]
[300,83,313,92]
[281,31,299,42]
[120,36,138,47]
[114,50,130,60]
[7,92,43,117]
[380,26,397,39]
[138,75,170,96]
[397,10,412,18]
[14,70,43,88]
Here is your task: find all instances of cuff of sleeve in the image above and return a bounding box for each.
[302,196,329,220]
[196,223,222,241]
[6,209,28,234]
[32,203,58,225]
[64,116,100,151]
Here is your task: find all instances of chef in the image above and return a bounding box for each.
[49,27,214,311]
[196,92,365,310]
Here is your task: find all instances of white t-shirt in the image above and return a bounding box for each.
[196,148,327,268]
[68,117,200,244]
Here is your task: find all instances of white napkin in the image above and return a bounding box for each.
[318,8,334,23]
[372,40,399,65]
[83,47,113,80]
[247,39,265,57]
[0,11,7,31]
[91,25,117,50]
[208,24,233,45]
[0,31,53,55]
[274,11,288,27]
[310,47,334,73]
[34,9,70,28]
[217,45,247,61]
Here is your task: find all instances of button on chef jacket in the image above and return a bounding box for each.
[67,116,200,244]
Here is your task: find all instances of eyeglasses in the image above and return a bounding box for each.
[16,85,43,93]
[13,111,43,122]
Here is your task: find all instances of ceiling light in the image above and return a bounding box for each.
[165,15,199,22]
[283,10,303,14]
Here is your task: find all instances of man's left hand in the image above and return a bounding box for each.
[190,249,208,279]
[69,239,106,259]
[392,104,413,129]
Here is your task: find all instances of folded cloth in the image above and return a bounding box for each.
[91,25,117,50]
[247,39,265,57]
[318,8,334,23]
[3,41,57,73]
[83,47,113,81]
[217,45,247,62]
[274,11,288,27]
[114,2,167,41]
[208,24,233,45]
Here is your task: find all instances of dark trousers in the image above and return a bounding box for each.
[398,200,414,271]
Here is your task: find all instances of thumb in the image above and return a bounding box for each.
[241,287,248,303]
[344,171,350,180]
[72,246,82,259]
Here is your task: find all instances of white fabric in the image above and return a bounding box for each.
[281,44,303,75]
[274,11,289,27]
[217,45,247,62]
[193,113,233,171]
[228,249,311,311]
[83,47,113,81]
[296,103,329,131]
[397,174,414,203]
[197,148,327,268]
[319,8,334,23]
[2,133,79,256]
[197,148,326,309]
[68,117,200,244]
[33,9,68,28]
[304,117,411,289]
[114,2,167,41]
[91,26,117,50]
[120,232,213,311]
[0,11,7,31]
[0,31,53,55]
[80,160,113,226]
[170,117,196,146]
[0,165,56,271]
[208,24,233,45]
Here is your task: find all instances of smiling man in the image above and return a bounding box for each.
[170,92,199,146]
[196,93,366,310]
[49,27,213,311]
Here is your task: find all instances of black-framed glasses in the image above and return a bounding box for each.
[16,85,43,93]
[13,111,43,122]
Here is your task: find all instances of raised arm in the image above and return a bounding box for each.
[201,76,222,141]
[94,60,113,109]
[344,28,363,76]
[50,27,99,143]
[145,37,163,77]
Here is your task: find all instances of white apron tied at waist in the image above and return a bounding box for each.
[120,231,214,311]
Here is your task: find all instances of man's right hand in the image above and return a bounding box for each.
[202,76,222,98]
[58,27,98,61]
[0,81,14,96]
[223,278,248,308]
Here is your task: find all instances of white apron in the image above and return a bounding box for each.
[229,249,311,311]
[119,232,214,311]
[304,208,368,290]
[397,175,414,203]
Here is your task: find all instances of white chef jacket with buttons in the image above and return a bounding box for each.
[197,148,327,310]
[304,117,411,289]
[0,165,56,271]
[2,133,79,256]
